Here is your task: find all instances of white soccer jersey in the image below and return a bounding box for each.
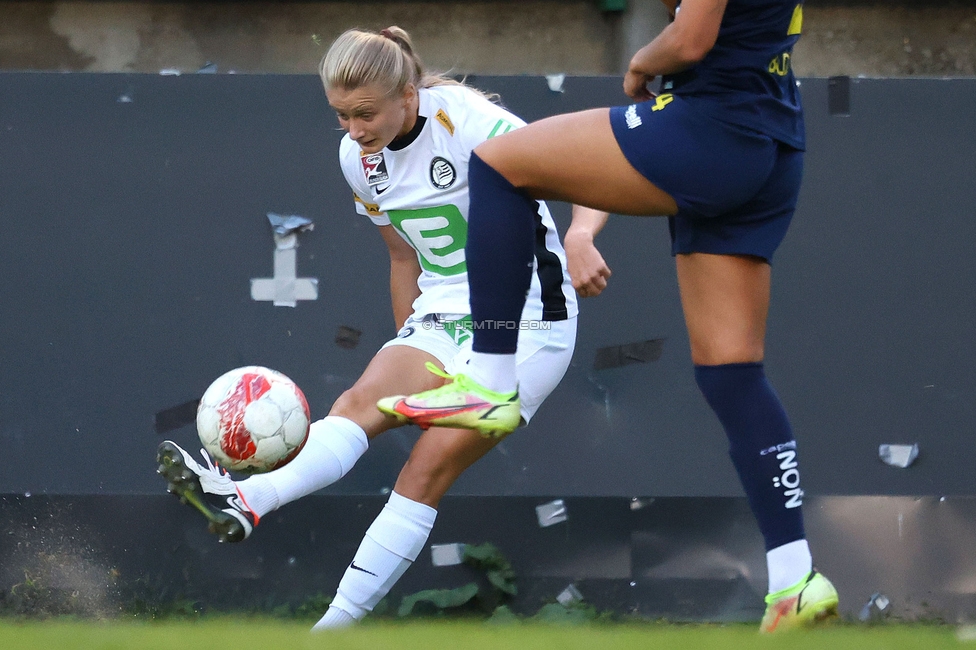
[338,85,578,322]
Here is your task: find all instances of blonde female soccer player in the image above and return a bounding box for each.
[157,26,577,630]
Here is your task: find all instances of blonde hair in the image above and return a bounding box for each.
[319,26,495,100]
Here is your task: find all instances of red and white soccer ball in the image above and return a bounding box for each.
[196,366,310,473]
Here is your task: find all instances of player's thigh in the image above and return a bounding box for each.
[394,427,499,507]
[329,345,444,435]
[475,108,678,217]
[342,314,468,402]
[675,253,771,366]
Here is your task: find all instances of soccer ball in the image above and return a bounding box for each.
[196,366,310,474]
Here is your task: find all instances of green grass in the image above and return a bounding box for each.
[0,619,967,650]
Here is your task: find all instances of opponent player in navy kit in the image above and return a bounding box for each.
[158,27,577,630]
[381,0,839,631]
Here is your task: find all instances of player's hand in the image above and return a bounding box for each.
[565,234,612,298]
[624,69,656,102]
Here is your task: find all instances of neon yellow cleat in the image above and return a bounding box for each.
[377,362,520,438]
[760,570,839,633]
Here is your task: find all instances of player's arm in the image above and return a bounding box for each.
[624,0,728,100]
[564,206,612,298]
[378,225,422,330]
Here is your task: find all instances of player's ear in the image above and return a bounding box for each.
[401,82,418,104]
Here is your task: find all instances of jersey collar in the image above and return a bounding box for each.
[387,87,431,152]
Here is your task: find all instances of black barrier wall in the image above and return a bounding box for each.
[1,74,974,497]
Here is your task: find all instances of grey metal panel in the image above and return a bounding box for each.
[0,73,974,496]
[2,495,974,622]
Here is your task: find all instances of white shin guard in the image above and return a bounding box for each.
[316,491,437,626]
[237,416,368,518]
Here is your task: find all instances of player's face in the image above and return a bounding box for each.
[327,83,415,154]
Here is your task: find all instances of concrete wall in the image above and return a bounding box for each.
[1,1,975,76]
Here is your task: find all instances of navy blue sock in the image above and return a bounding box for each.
[465,152,536,354]
[694,362,806,551]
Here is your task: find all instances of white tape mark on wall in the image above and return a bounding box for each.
[251,216,319,307]
[430,543,467,567]
[535,499,568,527]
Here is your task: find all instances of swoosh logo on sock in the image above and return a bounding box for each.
[349,561,378,577]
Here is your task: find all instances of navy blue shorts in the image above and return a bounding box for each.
[609,94,803,262]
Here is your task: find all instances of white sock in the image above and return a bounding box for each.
[467,351,518,394]
[313,491,436,628]
[311,605,356,630]
[236,416,368,518]
[766,538,813,593]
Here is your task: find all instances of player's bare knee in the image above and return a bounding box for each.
[330,387,384,424]
[691,341,765,366]
[395,459,451,507]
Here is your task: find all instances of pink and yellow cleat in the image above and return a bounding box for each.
[377,362,520,438]
[760,569,839,633]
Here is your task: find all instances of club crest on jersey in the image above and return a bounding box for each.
[429,156,456,190]
[361,152,390,186]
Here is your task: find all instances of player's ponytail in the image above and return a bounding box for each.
[320,27,496,101]
[377,26,425,86]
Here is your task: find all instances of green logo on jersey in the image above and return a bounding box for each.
[387,204,467,276]
[488,119,516,139]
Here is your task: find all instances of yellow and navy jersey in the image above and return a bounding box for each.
[662,0,805,150]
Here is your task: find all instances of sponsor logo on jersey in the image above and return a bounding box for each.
[435,109,455,136]
[625,104,642,129]
[360,152,390,186]
[353,193,383,217]
[768,52,792,76]
[429,156,457,190]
